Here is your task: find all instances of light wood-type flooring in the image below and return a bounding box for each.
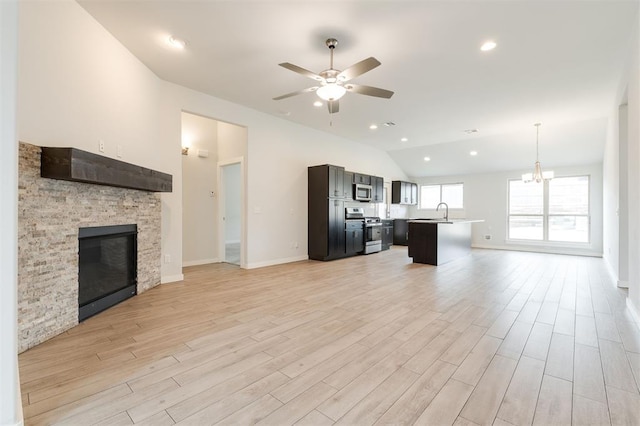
[19,247,640,425]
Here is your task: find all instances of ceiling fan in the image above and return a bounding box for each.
[273,38,394,114]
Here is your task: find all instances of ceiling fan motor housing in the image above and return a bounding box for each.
[325,38,338,49]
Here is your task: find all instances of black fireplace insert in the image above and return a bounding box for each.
[78,224,137,321]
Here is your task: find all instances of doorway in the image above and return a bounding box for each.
[220,162,242,265]
[181,111,247,269]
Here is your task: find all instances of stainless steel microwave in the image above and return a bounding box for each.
[354,183,372,202]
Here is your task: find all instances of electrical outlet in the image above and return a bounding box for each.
[484,234,492,240]
[117,144,123,158]
[164,254,171,263]
[99,140,105,153]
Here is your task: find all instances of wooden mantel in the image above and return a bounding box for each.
[40,147,172,192]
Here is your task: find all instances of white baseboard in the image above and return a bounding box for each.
[603,256,620,288]
[245,255,308,270]
[626,298,640,327]
[161,274,184,284]
[182,258,219,267]
[471,243,601,258]
[15,368,24,426]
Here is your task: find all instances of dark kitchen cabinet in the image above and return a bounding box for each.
[327,165,345,198]
[344,171,354,200]
[371,176,384,203]
[392,180,418,205]
[393,219,409,245]
[345,220,364,255]
[381,219,393,250]
[353,173,371,185]
[328,199,346,258]
[410,182,418,205]
[308,165,347,260]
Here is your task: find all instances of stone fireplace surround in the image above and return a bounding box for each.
[18,142,162,353]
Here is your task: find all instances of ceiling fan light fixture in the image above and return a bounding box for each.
[316,83,346,101]
[167,36,186,49]
[480,41,497,51]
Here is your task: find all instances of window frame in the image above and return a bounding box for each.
[507,175,590,244]
[418,182,464,210]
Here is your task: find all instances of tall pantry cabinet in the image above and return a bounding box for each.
[308,165,350,260]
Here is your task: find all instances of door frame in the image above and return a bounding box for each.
[217,157,246,268]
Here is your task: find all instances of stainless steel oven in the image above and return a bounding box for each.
[364,217,382,254]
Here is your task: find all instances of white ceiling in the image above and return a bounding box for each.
[77,0,638,177]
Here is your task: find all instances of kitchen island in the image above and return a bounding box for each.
[408,219,483,265]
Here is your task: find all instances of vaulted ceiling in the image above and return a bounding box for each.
[77,0,638,177]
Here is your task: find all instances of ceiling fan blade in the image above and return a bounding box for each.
[337,57,381,82]
[328,100,339,114]
[345,84,394,99]
[273,86,319,101]
[279,63,324,82]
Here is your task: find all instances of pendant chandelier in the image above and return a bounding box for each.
[522,123,554,183]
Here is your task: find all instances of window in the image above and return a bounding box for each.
[548,176,590,242]
[420,183,463,209]
[508,180,543,240]
[508,176,589,243]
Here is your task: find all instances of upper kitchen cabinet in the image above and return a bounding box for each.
[344,171,354,201]
[353,173,371,185]
[372,176,384,203]
[309,164,346,199]
[392,180,418,205]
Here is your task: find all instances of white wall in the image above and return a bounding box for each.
[618,104,629,286]
[1,1,22,425]
[625,14,640,321]
[182,112,218,265]
[218,121,247,161]
[603,12,640,322]
[603,111,620,280]
[409,163,604,257]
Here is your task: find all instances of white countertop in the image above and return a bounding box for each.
[408,219,484,224]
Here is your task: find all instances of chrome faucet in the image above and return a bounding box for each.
[436,202,449,221]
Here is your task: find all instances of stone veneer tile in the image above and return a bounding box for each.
[18,142,162,353]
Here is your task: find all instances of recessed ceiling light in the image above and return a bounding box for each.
[167,36,186,49]
[369,124,378,130]
[464,129,479,134]
[400,137,408,142]
[424,156,431,162]
[480,41,496,51]
[470,151,478,156]
[313,101,323,107]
